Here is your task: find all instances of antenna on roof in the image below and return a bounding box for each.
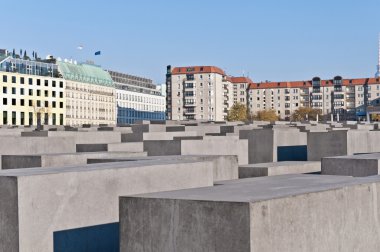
[376,33,380,78]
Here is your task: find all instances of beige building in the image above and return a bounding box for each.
[0,55,65,126]
[58,62,116,126]
[248,76,380,120]
[166,65,252,121]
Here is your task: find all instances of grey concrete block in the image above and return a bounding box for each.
[143,140,181,156]
[239,161,321,178]
[120,174,380,252]
[322,153,380,177]
[0,159,214,252]
[76,144,108,152]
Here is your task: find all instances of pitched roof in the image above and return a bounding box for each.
[249,77,380,89]
[171,66,225,75]
[230,76,253,84]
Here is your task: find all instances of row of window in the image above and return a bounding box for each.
[2,98,63,108]
[2,75,64,88]
[1,87,63,97]
[1,111,64,125]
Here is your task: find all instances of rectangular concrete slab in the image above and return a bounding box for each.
[322,153,380,177]
[0,159,214,252]
[120,174,380,252]
[239,161,321,178]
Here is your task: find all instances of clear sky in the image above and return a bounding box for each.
[2,0,379,84]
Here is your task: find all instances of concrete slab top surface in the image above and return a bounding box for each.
[126,174,380,203]
[239,161,320,168]
[0,158,210,177]
[325,153,380,160]
[1,151,147,157]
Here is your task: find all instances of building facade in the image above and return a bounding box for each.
[58,62,116,126]
[248,76,380,120]
[166,65,251,121]
[109,70,165,124]
[0,55,66,126]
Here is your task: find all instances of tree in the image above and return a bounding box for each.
[371,114,380,121]
[291,107,321,121]
[252,109,279,121]
[227,103,248,121]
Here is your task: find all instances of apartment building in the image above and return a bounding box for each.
[0,55,65,126]
[248,76,380,120]
[58,61,116,126]
[109,70,165,124]
[166,65,252,121]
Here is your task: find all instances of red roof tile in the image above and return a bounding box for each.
[249,77,380,89]
[171,66,225,75]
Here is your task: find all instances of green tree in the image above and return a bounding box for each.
[252,109,279,121]
[227,103,248,121]
[291,107,321,121]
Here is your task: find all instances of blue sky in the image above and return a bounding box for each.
[2,0,379,83]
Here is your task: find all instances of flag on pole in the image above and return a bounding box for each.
[95,51,101,56]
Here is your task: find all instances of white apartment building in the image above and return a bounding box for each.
[248,76,380,120]
[166,65,252,121]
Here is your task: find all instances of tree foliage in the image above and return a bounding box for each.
[252,109,279,121]
[291,107,321,121]
[227,103,248,121]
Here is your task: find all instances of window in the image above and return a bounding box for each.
[12,112,16,125]
[12,88,16,94]
[37,90,41,96]
[2,87,7,94]
[44,90,48,97]
[2,111,7,124]
[59,92,63,98]
[44,80,48,86]
[20,77,24,84]
[37,79,41,86]
[20,112,24,125]
[3,98,7,105]
[12,99,16,105]
[59,102,63,108]
[52,81,56,87]
[59,81,63,88]
[37,100,41,107]
[52,91,56,97]
[44,101,49,107]
[29,89,33,96]
[3,75,7,82]
[29,100,32,106]
[20,99,25,106]
[52,101,56,108]
[12,76,16,83]
[29,78,33,85]
[29,112,33,125]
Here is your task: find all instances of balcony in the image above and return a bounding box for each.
[183,110,196,115]
[184,102,196,107]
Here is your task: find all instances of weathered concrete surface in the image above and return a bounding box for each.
[108,142,144,152]
[86,155,238,182]
[120,174,380,252]
[322,153,380,177]
[239,161,320,178]
[0,159,214,252]
[0,136,76,155]
[308,130,380,161]
[0,152,147,170]
[181,137,248,165]
[240,128,307,164]
[0,177,18,252]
